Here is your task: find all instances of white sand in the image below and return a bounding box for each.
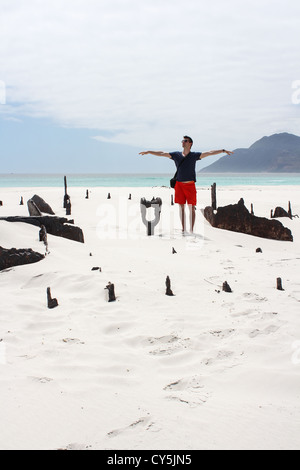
[0,184,300,450]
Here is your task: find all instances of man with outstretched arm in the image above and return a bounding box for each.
[139,136,233,233]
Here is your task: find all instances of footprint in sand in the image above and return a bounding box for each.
[201,349,241,369]
[209,329,235,338]
[164,376,204,392]
[107,415,152,439]
[243,292,268,303]
[62,338,85,345]
[57,443,91,450]
[31,376,53,384]
[249,325,280,338]
[163,375,211,407]
[148,335,191,356]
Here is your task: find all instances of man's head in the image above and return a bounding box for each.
[182,136,193,151]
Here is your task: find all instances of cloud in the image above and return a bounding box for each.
[1,0,300,153]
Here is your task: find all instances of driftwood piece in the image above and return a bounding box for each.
[204,198,293,241]
[105,282,116,302]
[165,276,174,296]
[0,246,44,271]
[0,216,84,243]
[47,287,58,309]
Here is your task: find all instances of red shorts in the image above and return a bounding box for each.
[174,181,197,206]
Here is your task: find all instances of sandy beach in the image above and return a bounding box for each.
[0,184,300,450]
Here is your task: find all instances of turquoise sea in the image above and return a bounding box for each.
[0,173,300,188]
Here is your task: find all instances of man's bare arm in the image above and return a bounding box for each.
[201,149,234,159]
[139,151,172,158]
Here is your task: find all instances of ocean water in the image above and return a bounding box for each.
[0,173,300,188]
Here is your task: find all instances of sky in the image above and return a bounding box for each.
[0,0,300,173]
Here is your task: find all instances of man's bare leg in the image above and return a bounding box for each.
[179,204,186,232]
[188,204,196,233]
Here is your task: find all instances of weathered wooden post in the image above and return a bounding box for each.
[166,276,174,296]
[63,176,69,208]
[20,197,24,206]
[288,201,292,218]
[277,277,284,291]
[105,282,116,302]
[39,225,49,252]
[211,183,217,210]
[222,281,232,292]
[47,287,58,309]
[66,196,71,216]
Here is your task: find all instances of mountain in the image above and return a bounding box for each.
[200,133,300,173]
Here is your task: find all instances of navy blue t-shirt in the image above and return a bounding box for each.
[170,151,202,182]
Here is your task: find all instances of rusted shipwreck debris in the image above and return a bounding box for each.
[140,197,162,236]
[0,216,84,243]
[30,195,55,215]
[203,198,293,241]
[271,202,298,219]
[0,246,44,271]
